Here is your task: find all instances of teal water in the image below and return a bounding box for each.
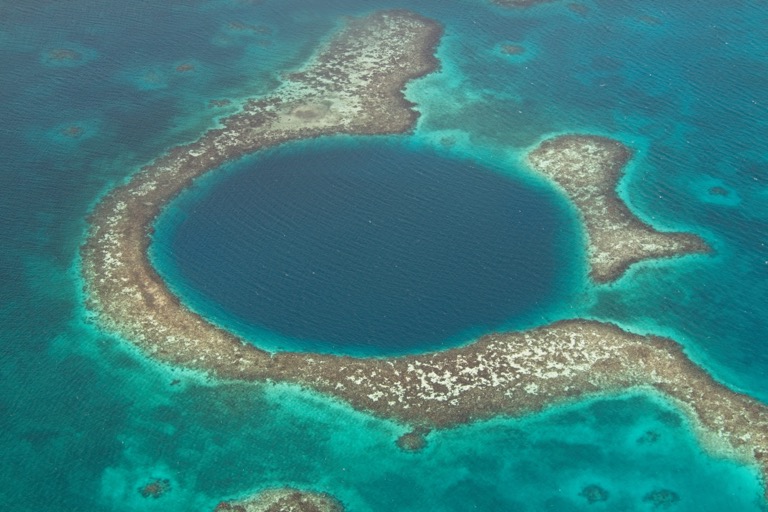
[2,0,768,510]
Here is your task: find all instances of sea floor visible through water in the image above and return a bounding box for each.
[2,0,768,510]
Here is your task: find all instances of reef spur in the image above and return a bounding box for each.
[527,135,709,282]
[82,10,768,498]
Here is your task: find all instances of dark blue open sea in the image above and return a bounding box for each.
[2,0,768,510]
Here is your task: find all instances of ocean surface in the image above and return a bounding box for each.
[1,0,768,510]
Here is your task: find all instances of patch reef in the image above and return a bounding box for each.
[81,9,768,498]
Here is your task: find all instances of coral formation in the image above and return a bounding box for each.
[527,135,710,282]
[215,488,344,512]
[138,478,171,499]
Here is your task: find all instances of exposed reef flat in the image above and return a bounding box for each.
[528,135,710,282]
[214,488,344,512]
[81,9,768,499]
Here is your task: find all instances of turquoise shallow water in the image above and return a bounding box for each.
[2,0,768,510]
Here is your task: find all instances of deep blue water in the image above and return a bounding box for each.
[2,0,768,510]
[153,139,578,354]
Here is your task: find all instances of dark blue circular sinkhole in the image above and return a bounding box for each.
[155,139,577,355]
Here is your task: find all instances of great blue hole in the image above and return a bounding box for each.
[151,138,580,355]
